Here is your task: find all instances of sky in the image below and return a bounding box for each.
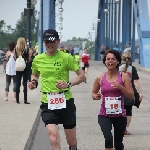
[0,0,99,41]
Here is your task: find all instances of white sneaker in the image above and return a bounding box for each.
[4,97,8,101]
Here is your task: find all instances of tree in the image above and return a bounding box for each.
[15,12,27,38]
[0,6,39,49]
[0,20,5,31]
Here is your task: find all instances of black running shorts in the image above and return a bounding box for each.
[82,64,89,70]
[40,98,76,129]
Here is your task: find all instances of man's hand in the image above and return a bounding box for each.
[28,81,36,90]
[56,81,68,90]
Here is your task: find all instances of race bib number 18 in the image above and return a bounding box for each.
[105,96,122,114]
[47,93,66,110]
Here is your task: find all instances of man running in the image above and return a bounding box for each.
[81,48,90,83]
[28,29,86,150]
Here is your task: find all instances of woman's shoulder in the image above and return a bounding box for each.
[120,71,128,77]
[95,74,103,81]
[6,50,11,57]
[120,71,130,83]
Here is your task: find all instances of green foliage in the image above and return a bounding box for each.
[0,20,5,31]
[0,5,39,49]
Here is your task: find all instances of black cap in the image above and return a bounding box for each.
[43,29,59,41]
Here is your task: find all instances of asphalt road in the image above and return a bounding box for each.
[31,118,51,150]
[31,61,150,150]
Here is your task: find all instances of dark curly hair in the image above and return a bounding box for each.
[103,49,121,69]
[9,42,16,52]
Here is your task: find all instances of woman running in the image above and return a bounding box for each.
[92,49,134,150]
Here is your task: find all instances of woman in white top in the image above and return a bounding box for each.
[4,42,16,102]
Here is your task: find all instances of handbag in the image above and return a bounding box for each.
[133,82,140,108]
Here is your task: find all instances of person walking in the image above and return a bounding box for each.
[119,52,143,135]
[28,29,86,150]
[1,51,7,73]
[15,37,30,104]
[92,49,134,150]
[4,42,16,102]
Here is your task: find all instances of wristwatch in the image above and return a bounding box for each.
[31,79,38,88]
[67,81,72,88]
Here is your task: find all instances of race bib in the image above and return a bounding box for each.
[105,96,122,114]
[47,93,66,110]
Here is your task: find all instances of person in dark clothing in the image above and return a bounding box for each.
[28,48,36,82]
[119,52,143,135]
[15,37,30,104]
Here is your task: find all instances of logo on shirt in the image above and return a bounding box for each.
[54,62,61,70]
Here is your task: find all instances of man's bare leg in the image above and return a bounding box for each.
[64,127,77,150]
[46,124,61,150]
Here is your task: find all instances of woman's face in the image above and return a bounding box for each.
[105,53,118,70]
[84,49,88,53]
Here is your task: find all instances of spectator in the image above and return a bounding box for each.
[15,37,30,104]
[4,42,16,102]
[70,46,74,56]
[74,45,80,54]
[1,51,7,72]
[119,52,143,135]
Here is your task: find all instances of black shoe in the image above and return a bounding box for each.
[69,146,77,150]
[16,102,20,104]
[24,101,30,104]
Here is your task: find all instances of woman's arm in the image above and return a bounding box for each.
[92,75,102,100]
[120,73,134,100]
[6,51,10,60]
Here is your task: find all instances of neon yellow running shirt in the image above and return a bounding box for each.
[32,50,80,103]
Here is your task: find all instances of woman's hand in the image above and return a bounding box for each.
[111,82,122,89]
[92,92,101,100]
[139,92,143,101]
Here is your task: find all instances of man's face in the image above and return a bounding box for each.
[44,40,60,54]
[60,47,64,51]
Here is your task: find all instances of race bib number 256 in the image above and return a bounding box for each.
[47,93,66,110]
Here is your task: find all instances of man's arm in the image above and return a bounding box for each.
[70,68,86,86]
[31,74,40,81]
[56,68,86,90]
[28,74,40,90]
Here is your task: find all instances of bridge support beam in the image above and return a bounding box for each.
[38,0,56,54]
